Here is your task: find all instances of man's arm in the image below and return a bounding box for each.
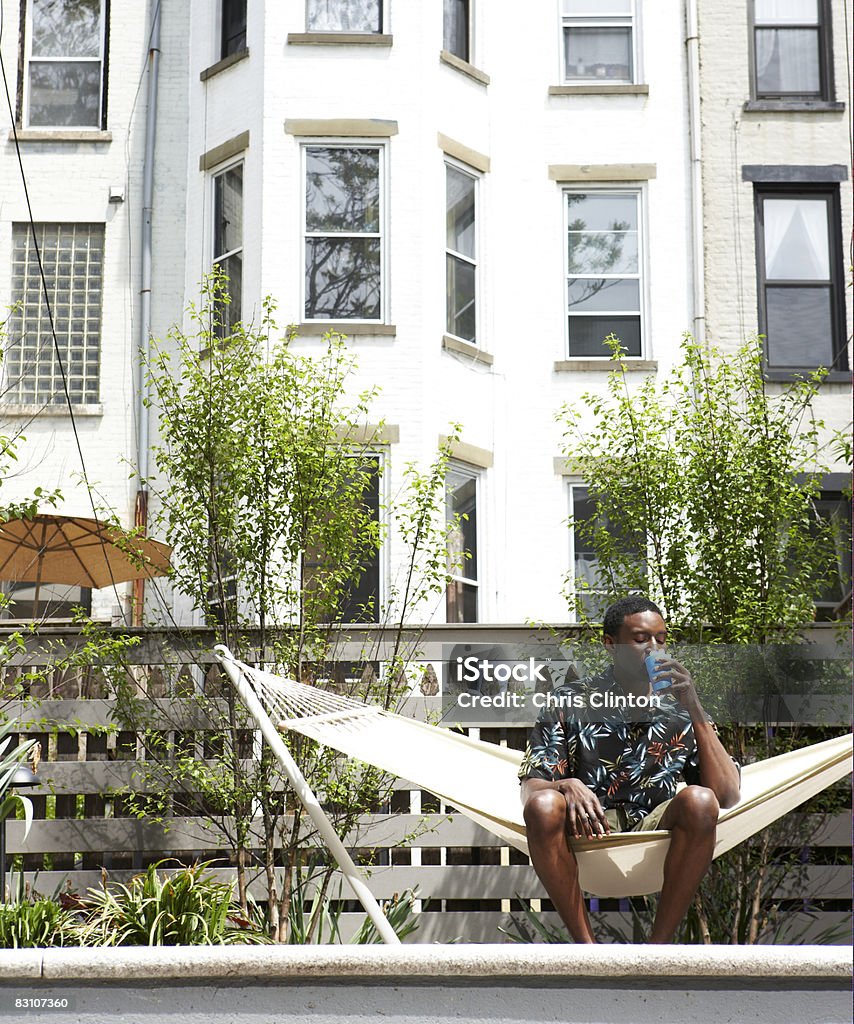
[660,657,741,808]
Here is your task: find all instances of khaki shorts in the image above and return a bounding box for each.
[604,798,672,834]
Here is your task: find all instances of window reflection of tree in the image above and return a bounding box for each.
[305,148,381,320]
[567,216,630,307]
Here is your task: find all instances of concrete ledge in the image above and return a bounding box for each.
[439,50,490,85]
[439,436,493,469]
[549,163,656,182]
[549,84,649,96]
[554,359,657,372]
[199,130,249,171]
[437,133,490,173]
[287,32,393,46]
[297,322,396,336]
[285,119,398,137]
[200,48,250,81]
[0,944,850,982]
[442,335,494,365]
[7,130,111,143]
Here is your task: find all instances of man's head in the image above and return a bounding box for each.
[602,596,667,684]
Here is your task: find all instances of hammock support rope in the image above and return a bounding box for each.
[214,646,853,926]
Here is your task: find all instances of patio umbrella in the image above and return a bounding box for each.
[0,513,172,616]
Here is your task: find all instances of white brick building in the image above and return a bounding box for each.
[0,1,848,625]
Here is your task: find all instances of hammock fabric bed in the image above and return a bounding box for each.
[214,646,852,939]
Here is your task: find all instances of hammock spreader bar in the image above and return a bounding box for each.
[215,646,853,911]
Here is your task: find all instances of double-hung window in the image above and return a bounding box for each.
[568,484,645,621]
[562,1,635,84]
[5,223,104,406]
[754,185,846,371]
[751,0,832,100]
[565,190,643,357]
[446,465,479,623]
[221,0,247,58]
[212,162,244,336]
[445,162,478,345]
[303,144,384,321]
[306,0,383,33]
[23,0,107,128]
[444,0,471,62]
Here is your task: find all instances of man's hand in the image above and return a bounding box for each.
[656,657,703,717]
[522,777,611,839]
[556,778,612,839]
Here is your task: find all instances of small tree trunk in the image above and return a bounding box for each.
[747,832,771,945]
[692,893,712,944]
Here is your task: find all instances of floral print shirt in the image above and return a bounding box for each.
[518,667,709,827]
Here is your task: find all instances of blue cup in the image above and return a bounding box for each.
[644,650,671,692]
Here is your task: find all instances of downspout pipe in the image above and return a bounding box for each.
[134,2,162,624]
[685,0,706,346]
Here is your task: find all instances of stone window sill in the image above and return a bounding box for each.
[554,358,657,373]
[442,335,493,366]
[298,322,396,337]
[8,129,111,143]
[743,99,844,113]
[439,50,490,86]
[1,403,104,416]
[200,48,249,82]
[287,32,393,46]
[549,84,648,96]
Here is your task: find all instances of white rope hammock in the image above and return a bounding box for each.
[214,646,853,909]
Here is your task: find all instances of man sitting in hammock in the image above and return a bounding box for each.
[519,595,741,943]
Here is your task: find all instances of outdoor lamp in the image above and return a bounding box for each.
[0,763,39,902]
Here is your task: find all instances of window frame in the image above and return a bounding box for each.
[304,0,386,34]
[753,183,847,374]
[22,0,109,130]
[445,461,481,624]
[220,0,248,60]
[301,140,388,324]
[748,0,834,102]
[211,158,244,337]
[560,0,639,87]
[444,157,480,347]
[563,185,647,359]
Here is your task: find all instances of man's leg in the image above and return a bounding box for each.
[648,786,719,943]
[523,790,596,943]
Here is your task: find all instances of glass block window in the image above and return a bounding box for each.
[306,0,382,33]
[562,0,635,84]
[6,224,104,406]
[25,0,106,128]
[446,465,479,623]
[213,162,243,336]
[304,145,384,321]
[566,190,643,357]
[446,163,477,344]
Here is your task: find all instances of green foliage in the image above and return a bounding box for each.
[76,862,269,947]
[558,335,851,642]
[0,898,78,948]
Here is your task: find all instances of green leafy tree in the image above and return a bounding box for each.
[111,277,459,941]
[557,334,852,943]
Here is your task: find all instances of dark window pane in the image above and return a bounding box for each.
[307,0,381,33]
[305,238,381,319]
[214,165,243,259]
[222,0,247,57]
[443,0,469,61]
[446,254,476,342]
[32,0,101,57]
[568,315,641,356]
[214,252,242,335]
[567,278,639,312]
[446,580,477,623]
[306,148,380,233]
[765,286,833,367]
[565,27,632,81]
[447,472,477,580]
[336,459,381,623]
[446,166,476,257]
[28,62,101,127]
[755,28,820,95]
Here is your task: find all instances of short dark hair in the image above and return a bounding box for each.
[602,596,664,638]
